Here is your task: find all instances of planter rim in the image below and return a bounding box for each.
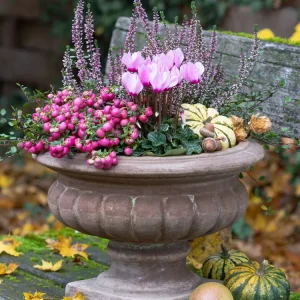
[35,140,264,179]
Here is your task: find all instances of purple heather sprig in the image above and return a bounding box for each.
[84,4,95,65]
[62,47,79,91]
[72,0,88,82]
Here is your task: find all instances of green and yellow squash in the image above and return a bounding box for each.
[224,260,290,300]
[182,103,236,150]
[202,245,249,280]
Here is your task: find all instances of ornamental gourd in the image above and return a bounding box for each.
[202,245,249,280]
[182,104,236,150]
[224,260,290,300]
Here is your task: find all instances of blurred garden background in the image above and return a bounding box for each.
[0,0,299,292]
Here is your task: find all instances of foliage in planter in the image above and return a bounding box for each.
[0,0,299,173]
[133,120,202,157]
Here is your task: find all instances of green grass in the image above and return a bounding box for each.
[219,30,300,47]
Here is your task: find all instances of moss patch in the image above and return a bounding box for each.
[219,30,300,47]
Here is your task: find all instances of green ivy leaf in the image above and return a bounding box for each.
[160,123,169,132]
[147,132,166,147]
[184,140,202,155]
[0,109,6,116]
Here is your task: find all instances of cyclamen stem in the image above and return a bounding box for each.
[168,89,173,118]
[153,93,157,122]
[163,92,168,118]
[158,95,162,130]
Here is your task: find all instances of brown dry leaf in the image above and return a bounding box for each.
[47,236,89,259]
[0,237,22,257]
[187,228,232,269]
[63,291,86,300]
[33,260,63,272]
[249,114,272,134]
[232,240,263,261]
[23,292,46,300]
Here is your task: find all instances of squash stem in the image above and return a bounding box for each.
[220,244,230,259]
[256,260,269,276]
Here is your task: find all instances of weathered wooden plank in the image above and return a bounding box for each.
[0,270,64,300]
[110,17,300,138]
[19,22,64,54]
[0,0,40,19]
[0,229,110,299]
[0,48,61,87]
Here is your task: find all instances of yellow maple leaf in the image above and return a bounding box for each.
[13,222,49,237]
[290,31,300,43]
[257,29,275,40]
[0,279,3,284]
[0,174,14,188]
[0,263,18,275]
[0,237,22,257]
[63,291,86,300]
[23,292,45,300]
[33,260,63,272]
[46,236,88,259]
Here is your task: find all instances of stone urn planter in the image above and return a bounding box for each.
[36,140,264,300]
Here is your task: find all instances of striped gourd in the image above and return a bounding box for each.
[182,103,236,150]
[202,245,249,280]
[224,260,290,300]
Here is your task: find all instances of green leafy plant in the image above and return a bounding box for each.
[133,120,202,157]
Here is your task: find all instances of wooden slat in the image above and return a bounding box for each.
[0,231,110,299]
[0,48,61,88]
[0,0,40,19]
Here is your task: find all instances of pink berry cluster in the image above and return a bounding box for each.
[18,87,153,169]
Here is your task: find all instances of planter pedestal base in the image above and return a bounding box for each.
[66,241,202,300]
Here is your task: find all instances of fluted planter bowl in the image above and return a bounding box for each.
[36,140,264,300]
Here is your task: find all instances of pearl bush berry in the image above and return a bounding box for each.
[19,87,152,170]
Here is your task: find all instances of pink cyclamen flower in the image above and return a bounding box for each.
[149,66,171,93]
[180,62,205,84]
[122,72,144,96]
[153,53,173,70]
[138,64,152,87]
[169,66,182,88]
[173,48,185,68]
[121,52,145,72]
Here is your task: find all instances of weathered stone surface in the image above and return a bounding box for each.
[110,17,300,138]
[36,140,264,299]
